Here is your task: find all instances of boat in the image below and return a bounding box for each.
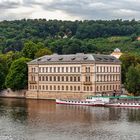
[56,95,140,108]
[56,96,110,106]
[105,96,140,108]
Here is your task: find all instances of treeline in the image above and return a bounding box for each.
[0,19,140,54]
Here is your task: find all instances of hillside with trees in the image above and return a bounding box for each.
[0,19,140,94]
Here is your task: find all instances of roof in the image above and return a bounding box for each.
[27,53,121,65]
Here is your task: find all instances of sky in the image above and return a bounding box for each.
[0,0,140,21]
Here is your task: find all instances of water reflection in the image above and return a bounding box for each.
[0,98,140,140]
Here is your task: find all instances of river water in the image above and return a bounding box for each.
[0,98,140,140]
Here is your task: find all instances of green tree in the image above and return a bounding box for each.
[35,48,52,58]
[0,63,6,90]
[125,65,140,95]
[22,41,38,59]
[5,57,31,90]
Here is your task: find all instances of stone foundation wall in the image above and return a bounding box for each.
[26,91,95,100]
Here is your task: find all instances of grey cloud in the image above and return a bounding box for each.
[0,0,140,20]
[41,0,140,20]
[0,0,20,10]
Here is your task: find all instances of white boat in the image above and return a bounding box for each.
[56,95,140,108]
[56,96,110,106]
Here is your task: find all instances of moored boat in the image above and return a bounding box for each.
[56,96,110,106]
[56,95,140,108]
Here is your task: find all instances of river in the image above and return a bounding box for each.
[0,98,140,140]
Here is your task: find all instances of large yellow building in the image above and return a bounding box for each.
[26,53,121,99]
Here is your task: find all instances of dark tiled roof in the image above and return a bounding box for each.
[28,53,120,64]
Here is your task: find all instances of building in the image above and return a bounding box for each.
[26,53,121,99]
[110,48,122,59]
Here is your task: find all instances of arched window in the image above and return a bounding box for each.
[70,86,73,90]
[66,86,68,90]
[100,86,102,91]
[87,86,89,91]
[62,76,64,81]
[62,86,64,90]
[58,86,60,90]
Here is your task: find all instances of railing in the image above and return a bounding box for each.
[29,81,37,84]
[83,81,92,85]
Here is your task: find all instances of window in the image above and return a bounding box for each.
[66,67,68,72]
[62,86,64,90]
[46,85,48,90]
[50,76,52,81]
[74,67,76,72]
[54,86,56,90]
[50,67,52,73]
[54,76,56,81]
[96,86,99,91]
[50,85,52,90]
[62,76,64,81]
[86,67,90,72]
[86,75,90,82]
[90,86,92,91]
[58,67,60,73]
[58,76,60,81]
[78,67,80,72]
[66,76,69,81]
[78,77,80,81]
[46,76,48,81]
[62,67,64,73]
[46,67,48,72]
[66,86,68,90]
[43,85,45,90]
[78,86,80,91]
[70,86,73,90]
[54,67,56,73]
[100,86,102,91]
[70,67,73,72]
[70,76,73,81]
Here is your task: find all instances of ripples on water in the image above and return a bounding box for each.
[0,98,140,140]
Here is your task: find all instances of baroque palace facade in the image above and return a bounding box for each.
[26,53,121,99]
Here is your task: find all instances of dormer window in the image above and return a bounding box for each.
[83,57,88,60]
[59,58,63,61]
[47,58,51,61]
[71,57,76,60]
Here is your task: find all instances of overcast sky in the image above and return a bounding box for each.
[0,0,140,21]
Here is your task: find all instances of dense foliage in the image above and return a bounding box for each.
[0,19,140,94]
[0,19,140,54]
[5,57,31,90]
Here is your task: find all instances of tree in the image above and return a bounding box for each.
[5,57,31,90]
[22,41,38,59]
[0,63,6,90]
[35,48,52,58]
[125,65,140,95]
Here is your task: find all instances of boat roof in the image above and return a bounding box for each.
[88,96,140,99]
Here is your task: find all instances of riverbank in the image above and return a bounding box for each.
[0,89,26,98]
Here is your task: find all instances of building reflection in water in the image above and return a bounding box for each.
[0,98,140,140]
